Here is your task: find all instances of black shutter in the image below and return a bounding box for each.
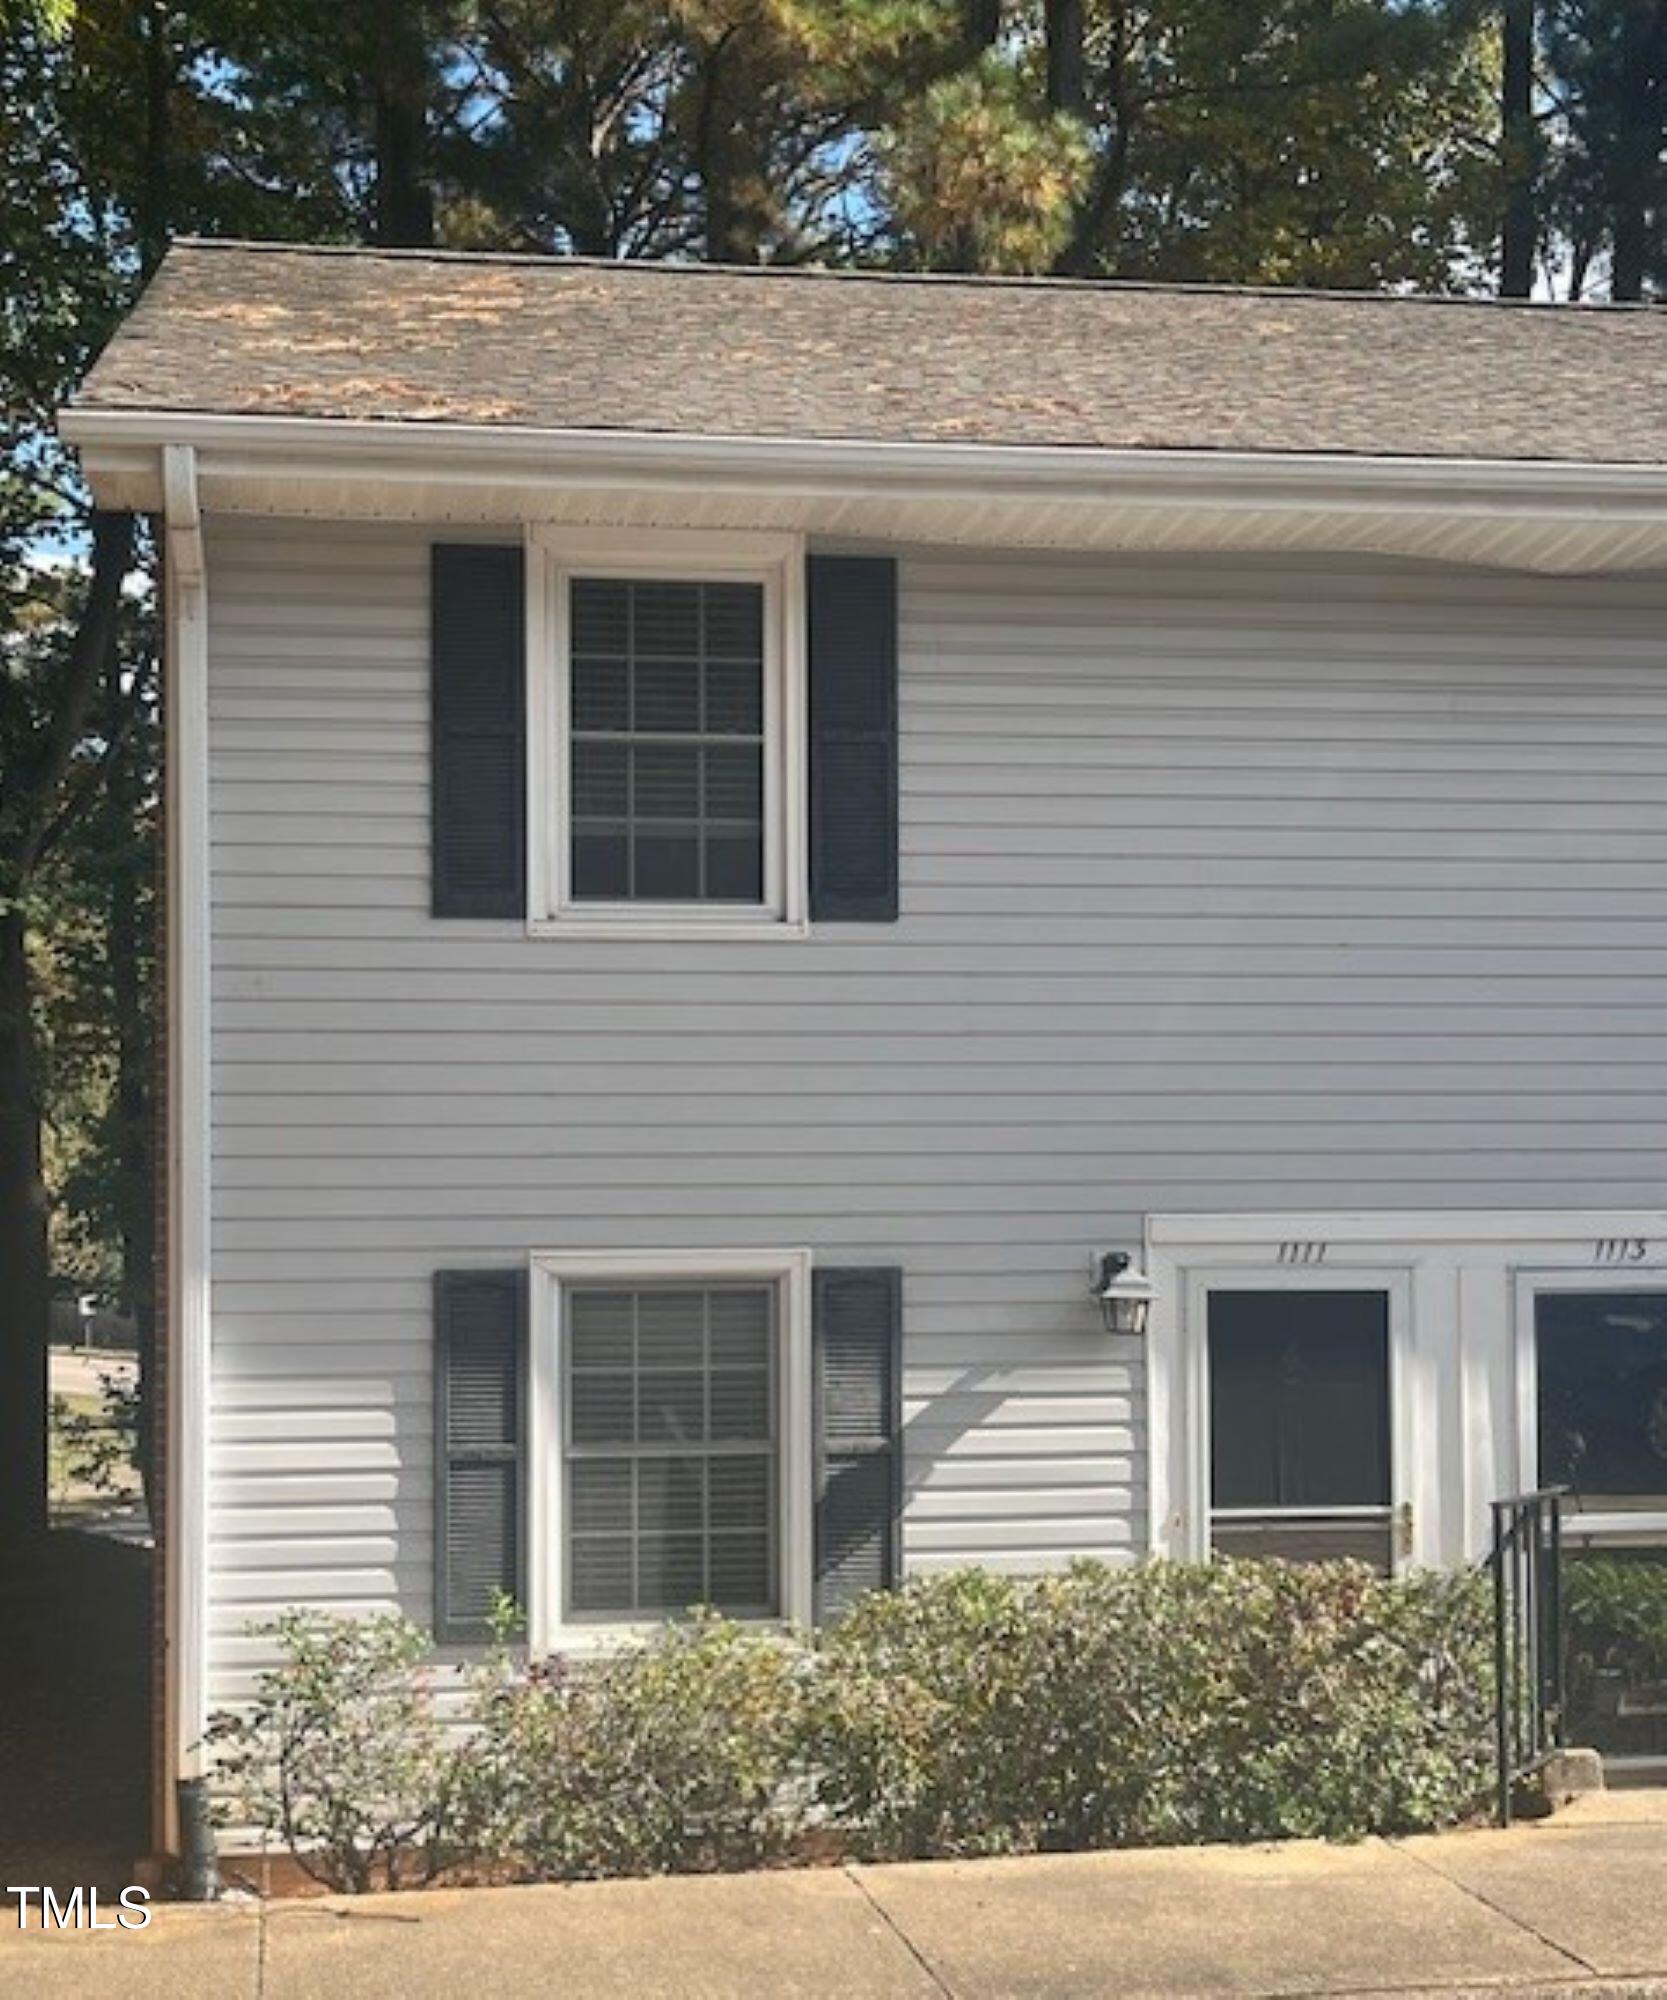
[813,1266,903,1621]
[431,544,526,918]
[808,555,898,922]
[434,1269,527,1643]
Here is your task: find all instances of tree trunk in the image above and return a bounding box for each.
[1612,201,1648,302]
[373,1,437,247]
[139,0,172,270]
[702,119,755,262]
[103,661,157,1499]
[1501,0,1536,296]
[1045,0,1087,118]
[694,35,766,264]
[0,511,135,1538]
[1607,0,1663,301]
[963,0,1001,55]
[0,908,49,1540]
[1055,10,1133,276]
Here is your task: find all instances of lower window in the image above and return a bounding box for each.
[565,1281,779,1620]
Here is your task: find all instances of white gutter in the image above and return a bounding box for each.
[60,406,1667,521]
[160,443,211,1831]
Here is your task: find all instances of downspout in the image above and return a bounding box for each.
[161,443,216,1895]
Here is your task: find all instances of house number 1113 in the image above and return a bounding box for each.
[1594,1238,1648,1264]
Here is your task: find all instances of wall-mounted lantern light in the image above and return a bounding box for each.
[1092,1251,1154,1337]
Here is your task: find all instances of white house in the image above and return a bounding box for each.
[62,240,1667,1862]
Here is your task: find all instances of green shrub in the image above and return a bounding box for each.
[1565,1554,1667,1723]
[799,1568,1043,1858]
[208,1609,457,1892]
[452,1612,810,1880]
[806,1561,1493,1857]
[217,1560,1494,1890]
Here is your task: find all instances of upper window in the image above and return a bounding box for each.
[532,528,805,934]
[570,580,765,904]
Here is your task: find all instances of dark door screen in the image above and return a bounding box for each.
[1537,1291,1667,1508]
[1208,1289,1392,1569]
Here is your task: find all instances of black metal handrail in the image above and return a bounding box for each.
[1490,1486,1566,1825]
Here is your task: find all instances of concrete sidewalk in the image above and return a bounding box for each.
[5,1792,1665,1999]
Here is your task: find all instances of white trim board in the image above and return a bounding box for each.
[1149,1210,1667,1249]
[1145,1209,1667,1568]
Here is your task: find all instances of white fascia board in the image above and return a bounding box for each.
[59,406,1667,523]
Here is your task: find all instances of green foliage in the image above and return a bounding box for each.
[215,1561,1494,1892]
[807,1561,1494,1856]
[48,1363,141,1503]
[451,1609,811,1879]
[209,1609,459,1892]
[1565,1554,1667,1723]
[1040,0,1499,287]
[883,57,1092,271]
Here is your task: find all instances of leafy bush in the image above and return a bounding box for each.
[805,1562,1493,1856]
[799,1567,1055,1857]
[1565,1554,1667,1723]
[209,1610,457,1891]
[214,1560,1494,1891]
[451,1612,810,1880]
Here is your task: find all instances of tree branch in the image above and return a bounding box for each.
[32,657,154,873]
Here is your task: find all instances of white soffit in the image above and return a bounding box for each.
[61,412,1667,576]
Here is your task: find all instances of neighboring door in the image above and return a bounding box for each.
[1208,1289,1393,1570]
[1534,1289,1667,1758]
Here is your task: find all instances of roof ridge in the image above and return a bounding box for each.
[162,236,1661,316]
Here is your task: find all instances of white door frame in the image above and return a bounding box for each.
[1147,1209,1667,1570]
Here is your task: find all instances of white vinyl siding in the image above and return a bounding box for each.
[204,516,1667,1708]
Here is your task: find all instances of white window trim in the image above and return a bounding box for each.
[526,525,809,938]
[527,1248,814,1654]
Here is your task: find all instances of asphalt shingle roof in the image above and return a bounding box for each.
[74,239,1667,466]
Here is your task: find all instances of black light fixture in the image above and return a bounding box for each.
[1092,1250,1154,1336]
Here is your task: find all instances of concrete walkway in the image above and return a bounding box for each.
[5,1792,1666,1999]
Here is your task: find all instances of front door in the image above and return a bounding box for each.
[1208,1288,1393,1570]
